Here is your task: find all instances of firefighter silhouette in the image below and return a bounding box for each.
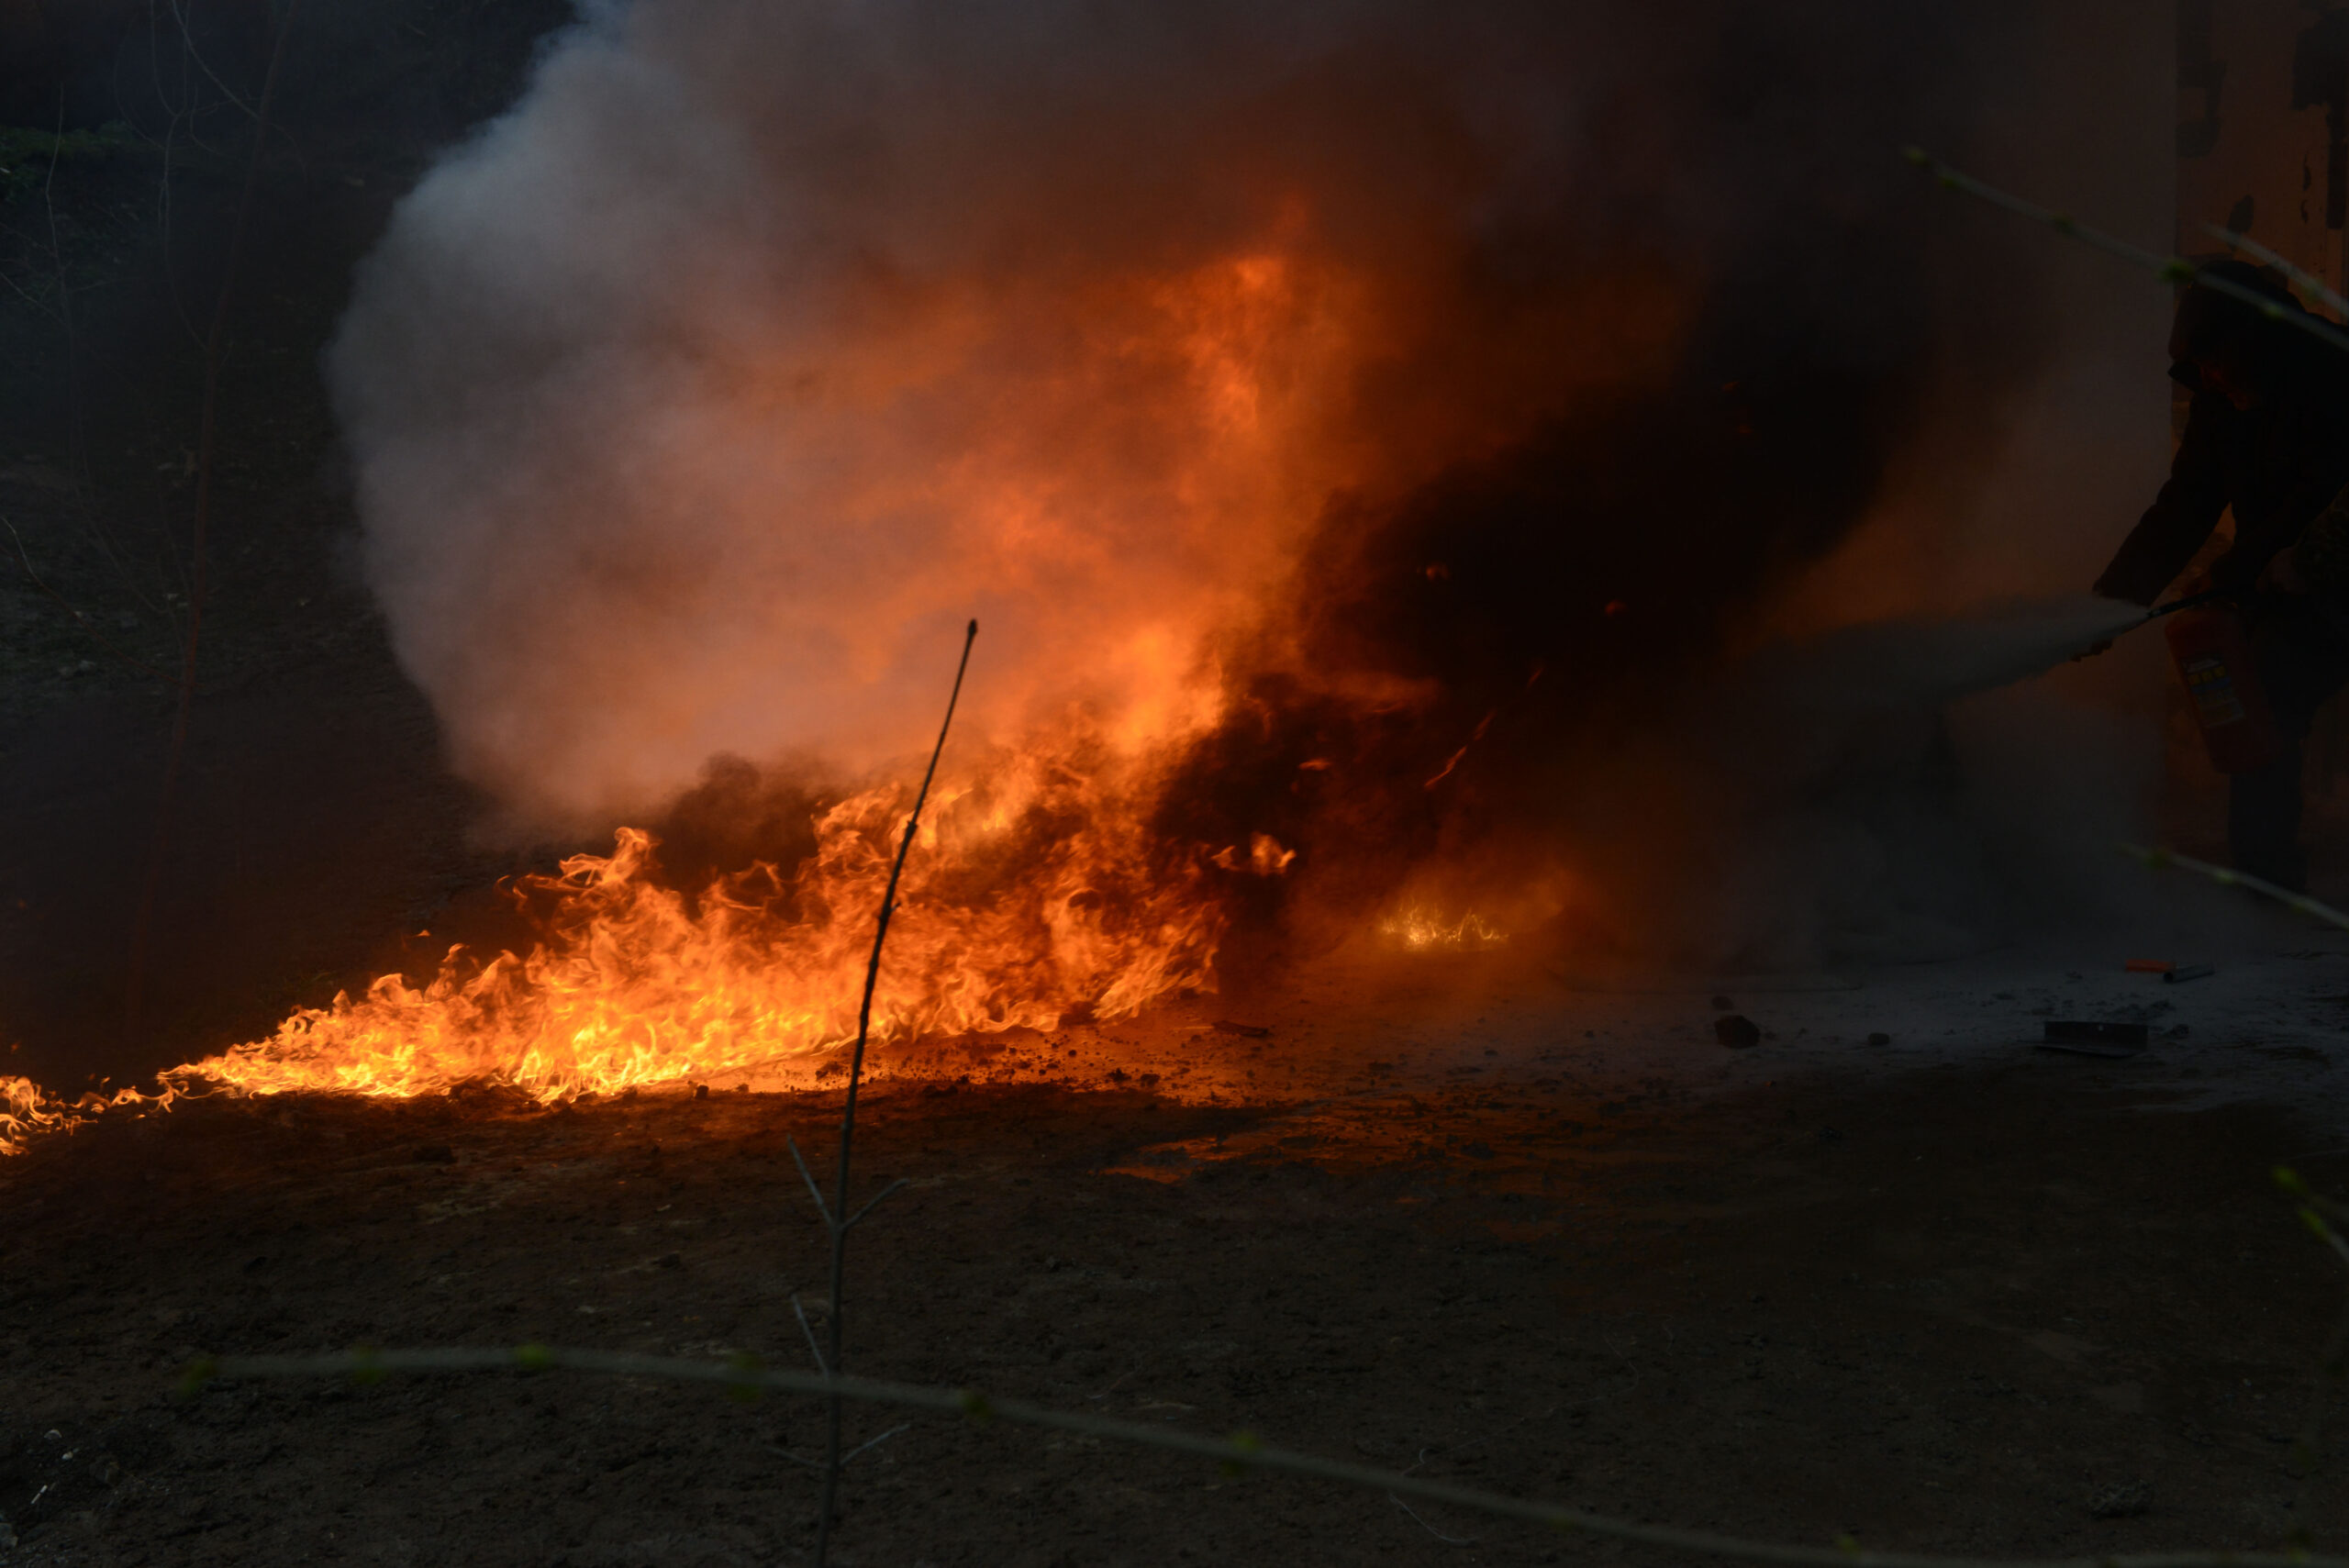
[2096,261,2349,892]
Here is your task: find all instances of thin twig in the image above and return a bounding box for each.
[168,0,262,123]
[843,1177,907,1230]
[1391,1494,1478,1546]
[0,261,60,321]
[2119,842,2349,930]
[188,1345,2349,1568]
[1904,148,2349,355]
[814,617,978,1568]
[3,519,183,684]
[784,1135,834,1226]
[1390,1445,1478,1541]
[841,1421,911,1465]
[790,1294,829,1377]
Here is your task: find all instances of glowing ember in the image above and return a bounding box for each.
[1379,906,1508,952]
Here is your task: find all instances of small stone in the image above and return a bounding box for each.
[692,1083,709,1100]
[1866,1031,1891,1047]
[1714,1014,1762,1049]
[1709,994,1735,1010]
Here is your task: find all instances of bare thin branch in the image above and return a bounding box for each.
[841,1421,911,1465]
[790,1293,829,1377]
[784,1135,835,1229]
[812,618,977,1566]
[168,0,262,122]
[1391,1495,1477,1546]
[3,518,184,684]
[843,1177,907,1231]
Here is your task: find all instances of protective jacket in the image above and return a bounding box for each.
[2094,345,2349,606]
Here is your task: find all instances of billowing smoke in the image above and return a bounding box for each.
[333,0,2180,971]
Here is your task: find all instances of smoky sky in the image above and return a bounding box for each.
[331,0,2124,844]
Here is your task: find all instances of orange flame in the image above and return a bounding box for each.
[0,215,1671,1151]
[1,1075,63,1151]
[1379,906,1508,952]
[111,243,1354,1119]
[162,741,1220,1104]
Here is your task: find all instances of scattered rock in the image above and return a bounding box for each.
[1865,1032,1891,1047]
[692,1083,709,1100]
[1714,1015,1762,1049]
[411,1143,456,1164]
[1709,994,1734,1010]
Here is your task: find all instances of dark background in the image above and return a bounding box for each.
[0,0,576,1091]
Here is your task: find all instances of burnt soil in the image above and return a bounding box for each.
[0,1062,2343,1566]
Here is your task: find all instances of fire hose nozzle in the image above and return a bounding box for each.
[2069,587,2231,662]
[2143,585,2233,620]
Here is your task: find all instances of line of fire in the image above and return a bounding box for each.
[0,2,2346,1563]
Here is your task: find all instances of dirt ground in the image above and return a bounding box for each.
[0,1002,2343,1567]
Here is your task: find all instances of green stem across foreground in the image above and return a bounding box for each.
[2119,843,2349,931]
[186,1347,2342,1568]
[2202,225,2349,322]
[1903,148,2349,356]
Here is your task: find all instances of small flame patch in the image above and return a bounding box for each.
[1378,906,1508,952]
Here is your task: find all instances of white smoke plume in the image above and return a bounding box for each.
[332,0,1690,825]
[330,0,2101,832]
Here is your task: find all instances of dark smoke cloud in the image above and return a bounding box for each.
[333,0,2176,966]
